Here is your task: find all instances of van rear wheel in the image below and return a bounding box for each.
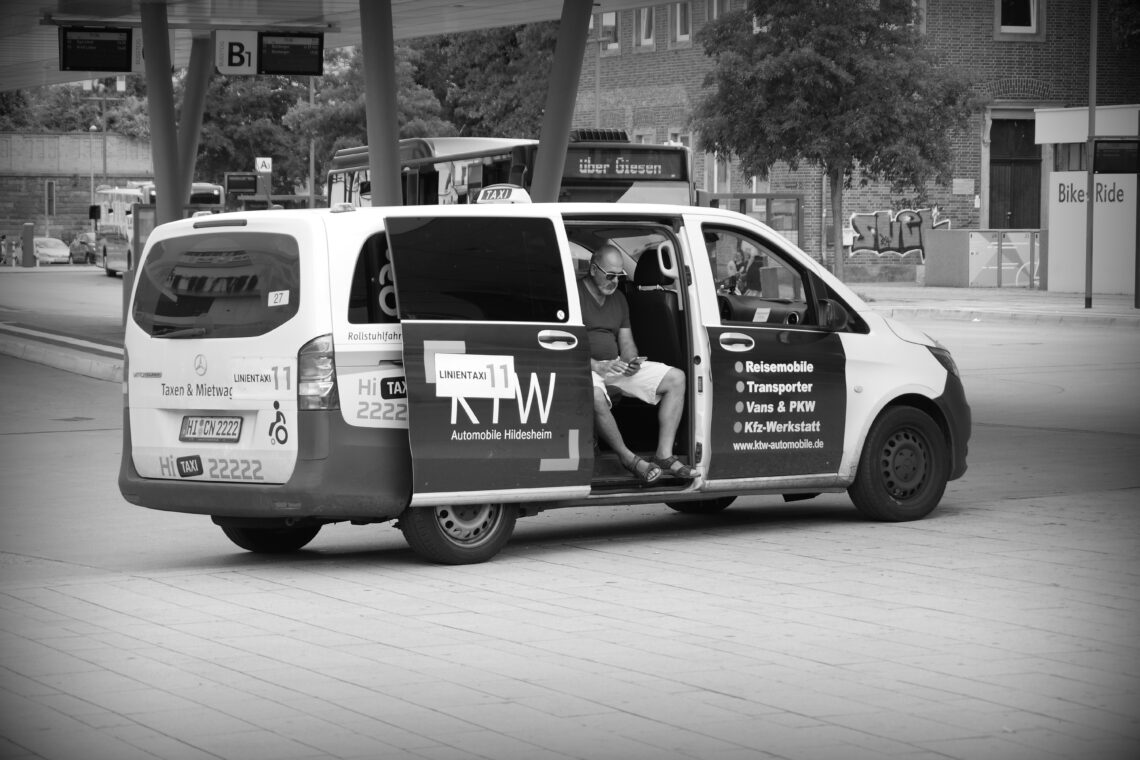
[220,523,321,553]
[849,406,948,522]
[399,504,516,565]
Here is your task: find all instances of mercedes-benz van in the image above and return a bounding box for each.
[119,194,969,564]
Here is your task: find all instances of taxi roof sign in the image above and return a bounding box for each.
[475,184,531,204]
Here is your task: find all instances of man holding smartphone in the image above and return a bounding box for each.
[578,245,697,483]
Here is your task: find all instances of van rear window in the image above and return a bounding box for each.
[132,232,300,339]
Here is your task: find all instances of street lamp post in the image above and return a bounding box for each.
[88,124,98,233]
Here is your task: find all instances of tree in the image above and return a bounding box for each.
[193,73,312,193]
[0,76,149,139]
[282,45,456,188]
[691,0,983,279]
[412,22,558,137]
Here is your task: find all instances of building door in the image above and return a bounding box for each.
[989,119,1041,229]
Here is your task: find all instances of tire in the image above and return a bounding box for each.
[848,406,948,522]
[667,496,736,514]
[220,523,321,553]
[103,252,116,277]
[399,504,516,564]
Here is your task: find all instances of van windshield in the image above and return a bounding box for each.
[132,232,300,339]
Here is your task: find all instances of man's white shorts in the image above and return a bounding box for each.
[591,360,672,406]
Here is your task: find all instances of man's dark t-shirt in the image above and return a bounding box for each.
[578,278,629,361]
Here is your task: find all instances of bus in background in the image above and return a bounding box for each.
[327,129,693,208]
[97,181,225,275]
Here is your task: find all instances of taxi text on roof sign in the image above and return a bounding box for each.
[475,185,531,204]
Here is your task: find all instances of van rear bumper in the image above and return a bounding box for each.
[118,408,412,521]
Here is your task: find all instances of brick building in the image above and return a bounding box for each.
[0,132,153,245]
[572,0,1140,274]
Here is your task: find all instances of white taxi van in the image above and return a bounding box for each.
[119,189,970,564]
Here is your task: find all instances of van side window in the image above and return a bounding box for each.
[386,216,568,323]
[348,233,398,324]
[705,225,816,327]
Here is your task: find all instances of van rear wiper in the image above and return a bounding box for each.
[158,326,208,338]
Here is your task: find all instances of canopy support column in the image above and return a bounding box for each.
[140,2,181,225]
[530,0,592,203]
[358,0,403,206]
[177,36,214,205]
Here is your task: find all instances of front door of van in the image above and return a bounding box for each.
[386,214,594,506]
[701,223,847,482]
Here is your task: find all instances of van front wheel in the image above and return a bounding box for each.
[849,406,948,522]
[399,504,516,564]
[220,523,321,553]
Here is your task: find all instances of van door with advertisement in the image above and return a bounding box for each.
[701,223,847,485]
[385,212,595,507]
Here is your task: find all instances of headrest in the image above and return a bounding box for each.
[634,250,675,288]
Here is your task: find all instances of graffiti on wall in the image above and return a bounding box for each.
[849,208,950,261]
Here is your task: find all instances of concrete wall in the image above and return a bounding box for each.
[0,132,152,243]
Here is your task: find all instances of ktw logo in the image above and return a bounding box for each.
[433,352,556,425]
[849,208,950,260]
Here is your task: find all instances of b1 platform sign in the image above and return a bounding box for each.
[215,30,258,75]
[214,30,324,76]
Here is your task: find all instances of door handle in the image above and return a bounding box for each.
[718,332,754,352]
[537,329,578,350]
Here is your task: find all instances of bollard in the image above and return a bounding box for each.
[20,223,35,267]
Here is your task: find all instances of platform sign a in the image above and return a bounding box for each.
[255,157,273,174]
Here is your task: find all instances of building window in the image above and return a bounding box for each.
[632,129,656,144]
[667,129,691,148]
[637,7,655,48]
[673,3,691,43]
[711,0,732,20]
[1053,143,1086,173]
[594,12,619,53]
[994,0,1045,41]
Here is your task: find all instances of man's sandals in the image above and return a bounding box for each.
[623,455,662,484]
[651,455,699,480]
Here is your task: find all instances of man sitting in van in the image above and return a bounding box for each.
[579,245,697,484]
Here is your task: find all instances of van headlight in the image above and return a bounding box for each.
[298,334,340,410]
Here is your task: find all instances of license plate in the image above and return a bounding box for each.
[179,415,243,443]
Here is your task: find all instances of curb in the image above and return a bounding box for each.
[0,331,123,383]
[872,306,1140,329]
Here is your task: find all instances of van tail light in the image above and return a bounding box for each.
[298,334,340,410]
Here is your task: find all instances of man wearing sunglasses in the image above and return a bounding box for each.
[578,245,697,484]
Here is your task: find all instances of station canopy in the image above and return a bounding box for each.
[1,0,646,92]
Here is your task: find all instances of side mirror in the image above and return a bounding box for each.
[817,298,849,332]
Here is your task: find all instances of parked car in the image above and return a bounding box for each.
[70,232,99,264]
[33,237,71,265]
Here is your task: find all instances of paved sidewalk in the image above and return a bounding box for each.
[850,282,1140,329]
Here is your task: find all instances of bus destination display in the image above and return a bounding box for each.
[564,148,687,181]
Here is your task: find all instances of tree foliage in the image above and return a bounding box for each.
[0,76,149,138]
[194,73,313,191]
[691,0,982,276]
[412,22,558,137]
[282,45,456,186]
